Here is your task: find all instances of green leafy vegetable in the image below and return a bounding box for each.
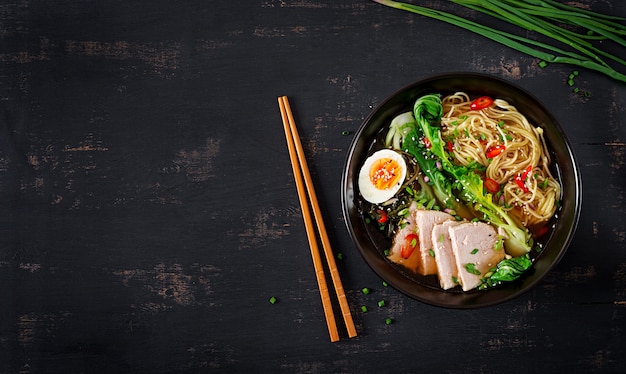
[398,101,474,219]
[372,0,626,83]
[480,254,533,289]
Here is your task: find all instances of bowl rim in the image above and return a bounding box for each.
[341,72,583,308]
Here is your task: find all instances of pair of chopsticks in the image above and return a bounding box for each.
[277,96,357,342]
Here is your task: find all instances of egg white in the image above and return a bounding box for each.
[358,149,407,204]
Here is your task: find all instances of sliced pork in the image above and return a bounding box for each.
[387,202,421,272]
[414,210,454,276]
[449,221,505,291]
[431,220,463,290]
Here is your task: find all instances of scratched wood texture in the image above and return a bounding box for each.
[1,0,625,373]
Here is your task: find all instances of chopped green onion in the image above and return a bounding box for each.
[471,248,479,255]
[362,287,371,295]
[385,318,393,325]
[269,296,278,304]
[361,305,368,313]
[382,281,388,287]
[378,300,386,307]
[464,263,482,275]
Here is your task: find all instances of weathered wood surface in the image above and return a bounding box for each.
[1,1,625,372]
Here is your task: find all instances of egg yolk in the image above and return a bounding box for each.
[369,158,402,190]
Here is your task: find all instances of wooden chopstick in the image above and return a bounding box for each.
[278,96,357,342]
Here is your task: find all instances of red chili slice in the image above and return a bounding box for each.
[514,175,529,193]
[470,96,494,110]
[377,209,388,223]
[421,137,432,149]
[484,178,500,194]
[447,141,454,152]
[521,164,533,180]
[486,145,506,158]
[401,233,419,259]
[513,165,533,193]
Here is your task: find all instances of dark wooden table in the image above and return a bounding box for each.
[2,1,625,372]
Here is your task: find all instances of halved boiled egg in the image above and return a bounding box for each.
[358,149,407,204]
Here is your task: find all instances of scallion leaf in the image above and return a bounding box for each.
[372,0,626,83]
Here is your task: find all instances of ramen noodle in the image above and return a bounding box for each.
[440,92,560,230]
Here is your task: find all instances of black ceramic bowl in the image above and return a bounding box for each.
[341,73,582,308]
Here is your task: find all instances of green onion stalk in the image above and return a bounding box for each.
[372,0,626,84]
